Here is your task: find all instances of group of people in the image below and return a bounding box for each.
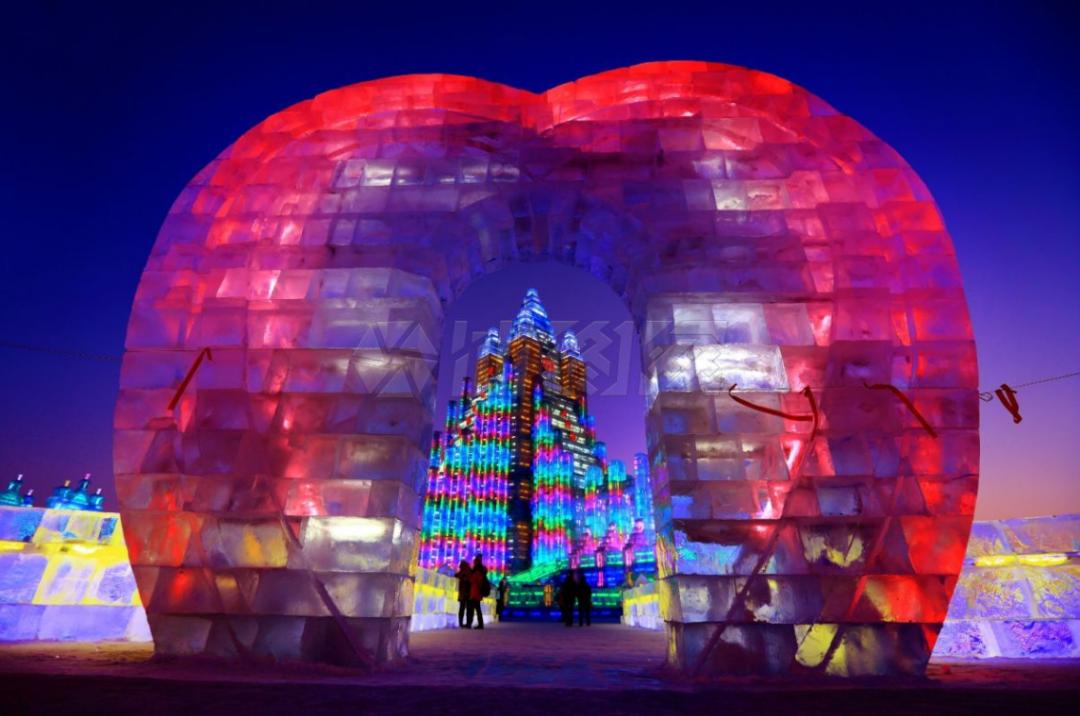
[556,569,593,627]
[454,554,508,629]
[454,557,592,629]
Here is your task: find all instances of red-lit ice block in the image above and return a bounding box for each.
[117,61,978,672]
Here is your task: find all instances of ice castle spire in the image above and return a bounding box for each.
[559,330,581,359]
[510,288,554,341]
[478,327,502,359]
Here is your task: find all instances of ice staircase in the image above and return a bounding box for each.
[500,551,656,623]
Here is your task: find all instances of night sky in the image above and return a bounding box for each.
[2,2,1077,519]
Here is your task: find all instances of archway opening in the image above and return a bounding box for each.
[412,261,653,633]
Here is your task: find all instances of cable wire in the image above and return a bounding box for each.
[0,341,121,363]
[1011,369,1080,390]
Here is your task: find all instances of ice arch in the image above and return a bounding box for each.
[115,61,978,675]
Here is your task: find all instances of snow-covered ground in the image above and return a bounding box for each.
[2,622,1079,715]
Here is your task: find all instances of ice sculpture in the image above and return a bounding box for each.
[625,514,1079,662]
[409,567,495,632]
[0,506,151,642]
[935,514,1079,659]
[116,61,978,673]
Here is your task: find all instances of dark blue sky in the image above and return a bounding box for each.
[2,1,1077,518]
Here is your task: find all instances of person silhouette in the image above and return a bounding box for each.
[496,577,509,620]
[467,553,489,629]
[574,569,592,626]
[556,571,575,627]
[454,559,472,628]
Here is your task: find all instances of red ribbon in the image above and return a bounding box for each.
[167,347,213,411]
[994,383,1022,424]
[863,381,937,438]
[727,384,820,439]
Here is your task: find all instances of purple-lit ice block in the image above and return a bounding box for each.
[624,514,1080,662]
[0,506,151,642]
[935,514,1079,659]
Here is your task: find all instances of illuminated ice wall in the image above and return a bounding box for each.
[117,61,978,673]
[419,372,513,577]
[0,506,150,642]
[936,514,1080,659]
[409,567,495,633]
[531,393,575,566]
[625,514,1080,661]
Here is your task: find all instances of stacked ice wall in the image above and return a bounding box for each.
[625,514,1079,661]
[409,567,494,632]
[0,506,150,642]
[936,514,1079,658]
[117,61,977,673]
[623,579,662,630]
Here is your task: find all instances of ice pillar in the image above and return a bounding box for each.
[643,284,976,675]
[116,266,439,664]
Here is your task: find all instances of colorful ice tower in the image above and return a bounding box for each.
[419,369,513,578]
[418,289,648,576]
[631,454,656,548]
